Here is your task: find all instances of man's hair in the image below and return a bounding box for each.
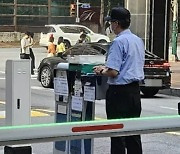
[29,32,34,38]
[105,7,131,29]
[118,18,131,29]
[25,31,31,36]
[57,37,63,45]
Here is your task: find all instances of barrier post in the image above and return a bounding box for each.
[5,60,31,153]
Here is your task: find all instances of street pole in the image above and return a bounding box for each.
[171,0,179,61]
[48,0,51,24]
[14,0,17,32]
[99,0,104,33]
[76,0,80,23]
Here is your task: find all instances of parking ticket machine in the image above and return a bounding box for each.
[53,55,108,154]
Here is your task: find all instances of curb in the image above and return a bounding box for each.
[159,88,180,97]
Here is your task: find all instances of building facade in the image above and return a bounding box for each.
[0,0,124,32]
[0,0,171,60]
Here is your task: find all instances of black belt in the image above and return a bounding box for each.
[109,81,139,88]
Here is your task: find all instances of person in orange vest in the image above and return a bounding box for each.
[47,35,56,57]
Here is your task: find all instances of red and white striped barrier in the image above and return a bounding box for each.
[0,115,179,145]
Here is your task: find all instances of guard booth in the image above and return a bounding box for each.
[53,55,108,154]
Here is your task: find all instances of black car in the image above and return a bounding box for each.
[37,43,171,97]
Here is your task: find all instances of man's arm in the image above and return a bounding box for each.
[93,65,118,78]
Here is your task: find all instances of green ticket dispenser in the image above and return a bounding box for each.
[53,60,108,154]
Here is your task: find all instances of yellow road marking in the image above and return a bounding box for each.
[166,132,180,136]
[0,101,52,117]
[0,110,49,118]
[0,101,5,105]
[95,117,106,120]
[31,110,49,117]
[34,109,55,113]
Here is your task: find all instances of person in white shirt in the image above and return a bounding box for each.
[20,32,30,58]
[20,31,35,75]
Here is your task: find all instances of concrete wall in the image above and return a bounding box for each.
[0,32,40,42]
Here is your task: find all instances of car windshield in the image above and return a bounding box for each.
[42,27,56,34]
[77,27,91,34]
[60,26,91,34]
[63,44,105,56]
[62,42,161,60]
[145,50,161,59]
[60,26,80,33]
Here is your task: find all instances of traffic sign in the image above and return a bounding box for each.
[80,3,90,8]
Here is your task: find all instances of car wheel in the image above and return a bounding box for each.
[141,87,159,97]
[40,66,53,88]
[64,40,71,49]
[98,40,107,43]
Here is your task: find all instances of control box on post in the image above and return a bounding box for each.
[53,55,108,154]
[6,60,31,126]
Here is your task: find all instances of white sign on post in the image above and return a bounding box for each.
[54,78,69,96]
[84,86,95,102]
[54,71,69,96]
[71,96,83,111]
[80,3,91,8]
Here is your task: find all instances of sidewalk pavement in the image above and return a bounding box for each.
[160,61,180,97]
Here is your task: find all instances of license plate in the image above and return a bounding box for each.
[144,79,162,87]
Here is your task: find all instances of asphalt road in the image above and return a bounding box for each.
[0,48,179,154]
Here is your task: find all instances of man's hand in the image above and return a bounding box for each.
[93,65,119,77]
[93,65,106,75]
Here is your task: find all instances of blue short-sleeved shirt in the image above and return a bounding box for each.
[105,29,145,85]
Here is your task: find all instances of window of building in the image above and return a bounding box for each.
[51,7,70,16]
[17,17,48,26]
[0,0,14,3]
[0,6,14,14]
[17,6,48,15]
[0,17,13,25]
[51,0,72,6]
[17,0,48,5]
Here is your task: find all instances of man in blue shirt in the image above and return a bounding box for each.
[94,7,145,154]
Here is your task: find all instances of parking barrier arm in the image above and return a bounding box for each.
[0,115,179,146]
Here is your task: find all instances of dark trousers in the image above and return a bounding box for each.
[20,50,34,75]
[106,82,142,154]
[29,48,35,74]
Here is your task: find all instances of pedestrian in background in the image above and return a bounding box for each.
[20,31,30,59]
[105,21,112,36]
[56,36,65,57]
[29,32,35,75]
[80,29,91,42]
[93,7,145,154]
[47,35,56,57]
[76,33,88,44]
